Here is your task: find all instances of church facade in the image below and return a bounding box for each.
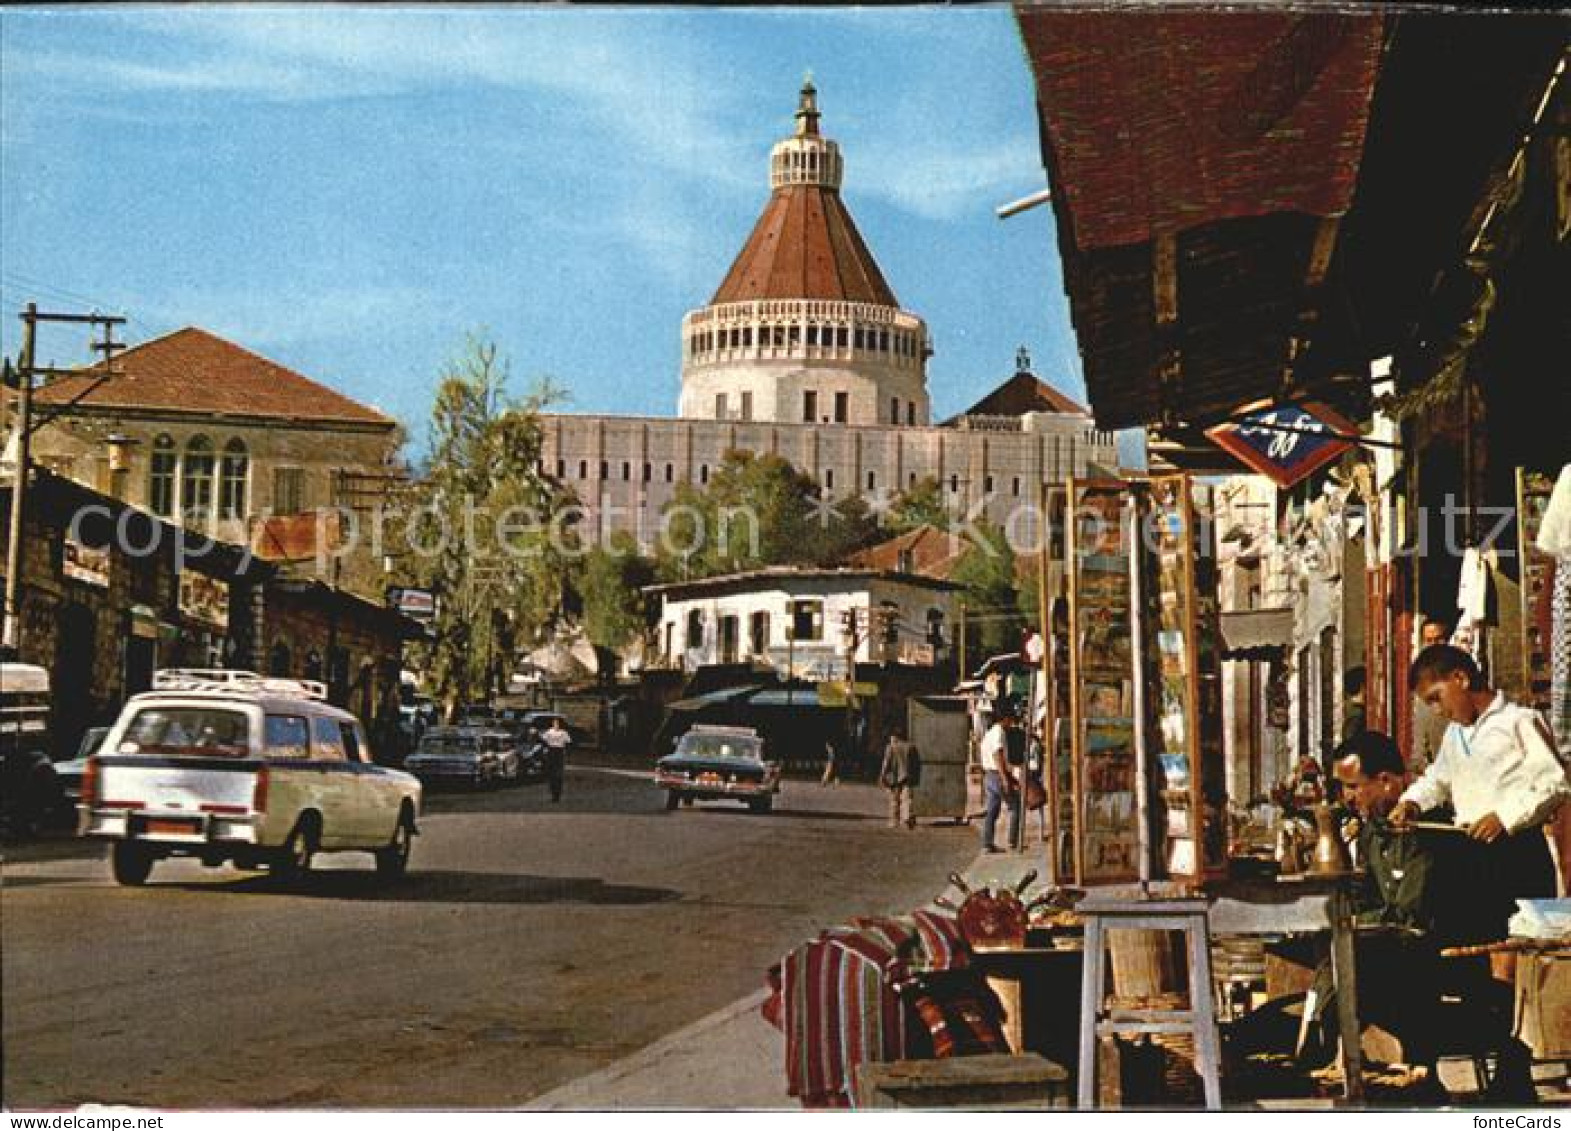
[539,81,1118,548]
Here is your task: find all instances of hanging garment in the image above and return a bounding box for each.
[1537,465,1571,558]
[1552,554,1571,759]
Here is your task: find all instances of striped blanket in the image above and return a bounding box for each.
[763,907,997,1108]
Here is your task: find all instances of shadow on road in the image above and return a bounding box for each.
[163,869,684,905]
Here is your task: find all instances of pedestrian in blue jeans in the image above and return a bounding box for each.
[979,710,1021,853]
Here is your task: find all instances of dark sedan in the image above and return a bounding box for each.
[654,725,780,813]
[405,727,520,788]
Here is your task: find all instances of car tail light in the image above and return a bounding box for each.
[81,757,99,806]
[252,765,270,813]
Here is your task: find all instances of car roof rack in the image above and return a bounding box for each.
[152,668,329,702]
[688,724,759,737]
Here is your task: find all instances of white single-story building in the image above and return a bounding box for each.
[646,567,962,678]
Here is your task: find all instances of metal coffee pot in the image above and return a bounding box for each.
[1308,803,1353,876]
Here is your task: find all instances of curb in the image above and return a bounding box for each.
[524,987,774,1110]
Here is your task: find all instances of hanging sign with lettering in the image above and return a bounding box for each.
[1205,401,1358,489]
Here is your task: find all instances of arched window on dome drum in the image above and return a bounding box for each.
[879,330,890,352]
[891,397,900,425]
[181,435,215,525]
[148,434,177,517]
[837,326,849,349]
[743,327,753,348]
[806,325,818,347]
[219,438,248,520]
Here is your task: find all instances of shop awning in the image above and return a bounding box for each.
[1013,9,1565,433]
[1219,608,1294,660]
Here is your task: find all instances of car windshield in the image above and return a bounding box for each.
[76,727,110,760]
[119,708,250,758]
[416,732,476,756]
[675,734,759,761]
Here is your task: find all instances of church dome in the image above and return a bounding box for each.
[679,80,931,429]
[710,80,898,307]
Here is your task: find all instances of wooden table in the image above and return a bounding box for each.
[1208,874,1364,1102]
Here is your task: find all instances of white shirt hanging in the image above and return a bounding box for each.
[1537,464,1571,557]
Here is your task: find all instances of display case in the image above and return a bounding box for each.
[1145,474,1228,884]
[1065,478,1141,884]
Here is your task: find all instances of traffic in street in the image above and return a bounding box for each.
[2,759,977,1109]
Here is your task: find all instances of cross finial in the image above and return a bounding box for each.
[1016,346,1032,374]
[795,73,820,137]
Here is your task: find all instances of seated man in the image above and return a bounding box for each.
[1330,731,1534,1094]
[1312,731,1443,1066]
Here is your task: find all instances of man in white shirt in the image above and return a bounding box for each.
[1392,645,1569,938]
[540,718,571,803]
[979,708,1021,854]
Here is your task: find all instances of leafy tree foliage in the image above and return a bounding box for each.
[579,531,659,652]
[656,450,880,580]
[885,475,950,534]
[410,336,574,714]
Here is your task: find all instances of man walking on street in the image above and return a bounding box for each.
[980,708,1021,853]
[880,728,920,829]
[541,717,571,803]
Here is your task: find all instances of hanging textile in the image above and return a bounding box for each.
[1451,546,1493,663]
[1536,465,1571,558]
[1552,555,1571,759]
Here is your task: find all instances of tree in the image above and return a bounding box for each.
[579,531,658,653]
[885,475,949,534]
[949,518,1022,662]
[409,335,574,715]
[656,450,881,580]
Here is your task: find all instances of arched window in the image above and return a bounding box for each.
[148,434,177,516]
[686,609,704,650]
[181,435,215,525]
[219,438,248,519]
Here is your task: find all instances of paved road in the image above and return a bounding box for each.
[2,763,978,1109]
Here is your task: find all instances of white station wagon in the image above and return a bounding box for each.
[79,670,422,887]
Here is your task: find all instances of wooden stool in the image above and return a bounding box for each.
[1077,895,1222,1109]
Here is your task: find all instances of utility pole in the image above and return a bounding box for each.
[2,304,125,657]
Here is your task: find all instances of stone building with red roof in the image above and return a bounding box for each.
[16,325,402,555]
[539,82,1119,549]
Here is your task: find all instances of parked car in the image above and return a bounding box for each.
[405,726,521,788]
[1,663,64,837]
[654,724,780,813]
[78,670,422,886]
[54,725,111,806]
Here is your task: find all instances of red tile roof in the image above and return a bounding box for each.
[33,326,394,427]
[847,525,969,582]
[711,184,898,306]
[953,371,1088,420]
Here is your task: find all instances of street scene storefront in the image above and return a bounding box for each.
[2,5,1567,1117]
[750,9,1571,1111]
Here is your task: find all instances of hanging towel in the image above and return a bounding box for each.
[1538,465,1571,557]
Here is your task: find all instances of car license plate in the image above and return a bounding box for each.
[145,817,201,836]
[698,772,721,784]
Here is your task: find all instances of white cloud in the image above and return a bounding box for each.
[853,138,1044,222]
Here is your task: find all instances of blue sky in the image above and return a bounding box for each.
[0,6,1084,451]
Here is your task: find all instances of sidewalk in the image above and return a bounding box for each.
[526,846,1048,1110]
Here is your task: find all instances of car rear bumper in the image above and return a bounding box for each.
[79,805,260,846]
[653,772,776,798]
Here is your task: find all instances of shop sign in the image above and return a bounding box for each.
[1206,401,1358,489]
[179,571,230,629]
[63,537,110,588]
[387,586,436,621]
